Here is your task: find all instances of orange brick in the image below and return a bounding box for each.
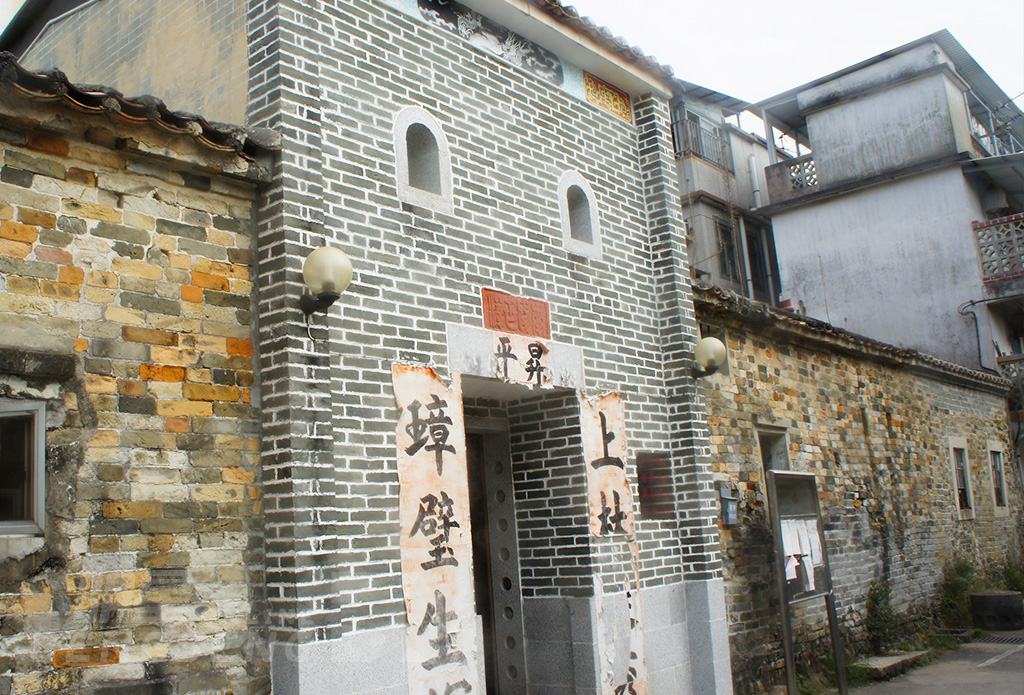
[85,374,116,394]
[242,388,250,404]
[227,338,254,357]
[65,168,97,186]
[123,326,177,346]
[0,219,37,243]
[18,209,57,229]
[7,276,39,295]
[88,270,117,288]
[150,346,199,366]
[222,467,256,484]
[149,534,174,552]
[139,364,185,382]
[156,400,212,417]
[90,536,120,553]
[40,281,80,300]
[53,646,120,670]
[0,239,31,258]
[181,285,203,303]
[118,380,147,397]
[74,338,89,353]
[191,272,230,291]
[58,265,85,284]
[63,199,121,223]
[103,501,162,519]
[183,383,241,402]
[34,246,73,265]
[166,416,190,433]
[27,132,70,156]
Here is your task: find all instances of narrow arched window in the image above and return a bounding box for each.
[394,106,452,214]
[406,124,441,194]
[567,185,592,244]
[558,171,602,257]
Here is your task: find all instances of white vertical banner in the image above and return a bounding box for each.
[579,391,648,695]
[393,364,478,695]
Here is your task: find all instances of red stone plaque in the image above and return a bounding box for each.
[481,288,551,339]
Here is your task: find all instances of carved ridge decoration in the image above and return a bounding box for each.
[584,71,632,124]
[419,0,564,86]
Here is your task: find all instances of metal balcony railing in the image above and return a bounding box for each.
[672,119,734,171]
[973,212,1024,283]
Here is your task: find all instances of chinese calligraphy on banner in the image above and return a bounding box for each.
[393,364,479,695]
[579,391,648,695]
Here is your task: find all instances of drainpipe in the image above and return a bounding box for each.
[748,154,762,208]
[737,216,755,299]
[761,228,777,304]
[957,299,1001,374]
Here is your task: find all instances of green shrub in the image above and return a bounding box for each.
[939,559,977,627]
[866,580,900,654]
[1004,561,1024,593]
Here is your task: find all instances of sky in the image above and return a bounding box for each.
[1,0,1021,107]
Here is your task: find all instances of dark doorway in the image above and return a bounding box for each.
[465,430,528,694]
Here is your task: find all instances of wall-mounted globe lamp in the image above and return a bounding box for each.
[300,246,353,337]
[692,336,727,379]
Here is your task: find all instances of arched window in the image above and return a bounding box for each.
[558,171,602,257]
[394,106,452,214]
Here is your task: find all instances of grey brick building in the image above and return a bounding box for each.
[2,1,734,693]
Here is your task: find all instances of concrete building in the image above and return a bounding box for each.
[752,30,1024,373]
[670,85,780,305]
[1,1,737,694]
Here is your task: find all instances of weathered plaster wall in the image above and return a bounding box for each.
[0,93,267,694]
[771,165,990,369]
[20,0,247,124]
[806,72,961,186]
[697,290,1022,695]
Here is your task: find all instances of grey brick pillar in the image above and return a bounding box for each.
[634,92,734,695]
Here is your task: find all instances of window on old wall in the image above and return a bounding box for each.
[394,105,453,214]
[948,438,974,520]
[715,217,740,282]
[558,170,602,259]
[0,399,46,536]
[989,445,1009,516]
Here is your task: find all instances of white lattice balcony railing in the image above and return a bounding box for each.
[997,353,1023,381]
[973,212,1024,283]
[765,154,818,204]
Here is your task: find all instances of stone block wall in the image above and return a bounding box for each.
[696,287,1024,694]
[0,93,269,694]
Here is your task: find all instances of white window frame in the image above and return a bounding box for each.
[948,437,974,520]
[0,399,46,536]
[987,442,1009,517]
[558,170,603,259]
[393,105,453,215]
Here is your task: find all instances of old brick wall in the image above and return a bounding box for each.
[0,94,269,693]
[697,289,1024,694]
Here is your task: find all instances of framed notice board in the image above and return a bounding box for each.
[766,470,847,695]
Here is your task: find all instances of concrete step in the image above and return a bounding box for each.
[855,651,928,680]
